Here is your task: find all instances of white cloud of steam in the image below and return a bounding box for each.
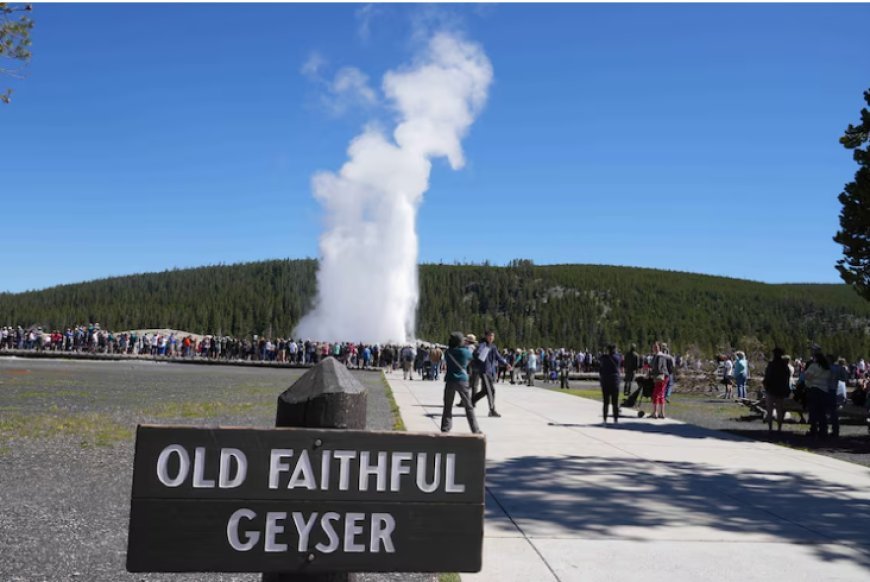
[301,55,378,116]
[327,67,378,115]
[295,33,493,344]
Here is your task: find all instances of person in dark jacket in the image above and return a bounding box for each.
[471,329,510,417]
[623,344,641,396]
[762,347,792,432]
[599,344,623,424]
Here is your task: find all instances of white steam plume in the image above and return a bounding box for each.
[295,33,493,343]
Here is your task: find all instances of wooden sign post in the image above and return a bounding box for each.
[126,358,486,578]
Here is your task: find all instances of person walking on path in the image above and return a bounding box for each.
[623,344,641,396]
[440,332,481,434]
[734,351,750,399]
[762,347,792,432]
[599,344,622,424]
[471,329,510,417]
[650,342,674,419]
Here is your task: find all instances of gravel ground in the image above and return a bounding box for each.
[546,379,870,467]
[0,357,434,582]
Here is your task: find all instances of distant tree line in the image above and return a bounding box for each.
[2,259,869,359]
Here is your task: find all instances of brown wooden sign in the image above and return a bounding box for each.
[126,425,486,573]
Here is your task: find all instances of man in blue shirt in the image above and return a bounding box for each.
[441,332,481,433]
[471,329,510,417]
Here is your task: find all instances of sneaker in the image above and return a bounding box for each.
[488,411,501,418]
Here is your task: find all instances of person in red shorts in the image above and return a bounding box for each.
[650,342,675,419]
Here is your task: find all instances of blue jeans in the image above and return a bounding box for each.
[735,374,747,399]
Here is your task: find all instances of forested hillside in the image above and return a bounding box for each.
[2,259,869,358]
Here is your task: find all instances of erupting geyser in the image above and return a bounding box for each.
[295,33,493,343]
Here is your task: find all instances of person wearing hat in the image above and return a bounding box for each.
[762,347,791,433]
[440,332,481,434]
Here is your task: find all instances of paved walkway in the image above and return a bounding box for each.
[386,375,870,581]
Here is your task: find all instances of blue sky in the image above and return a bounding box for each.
[2,3,868,293]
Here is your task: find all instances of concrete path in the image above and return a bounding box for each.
[386,375,870,581]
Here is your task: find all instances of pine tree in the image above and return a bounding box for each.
[834,88,870,301]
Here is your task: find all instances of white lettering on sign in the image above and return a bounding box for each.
[416,452,441,493]
[445,453,465,493]
[218,448,247,489]
[344,512,365,552]
[226,510,397,555]
[265,512,287,552]
[156,444,189,487]
[320,449,332,491]
[193,447,215,488]
[226,508,259,551]
[156,445,248,489]
[390,452,413,492]
[154,445,469,494]
[292,512,319,551]
[263,449,467,494]
[315,512,341,553]
[370,513,396,553]
[358,452,388,492]
[333,449,356,491]
[268,449,293,490]
[287,449,317,490]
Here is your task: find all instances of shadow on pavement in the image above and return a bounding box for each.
[485,454,870,570]
[725,429,870,455]
[548,419,750,442]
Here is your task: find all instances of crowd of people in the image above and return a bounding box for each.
[0,323,694,375]
[3,322,869,439]
[0,324,396,367]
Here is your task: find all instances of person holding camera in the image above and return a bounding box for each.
[440,332,481,434]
